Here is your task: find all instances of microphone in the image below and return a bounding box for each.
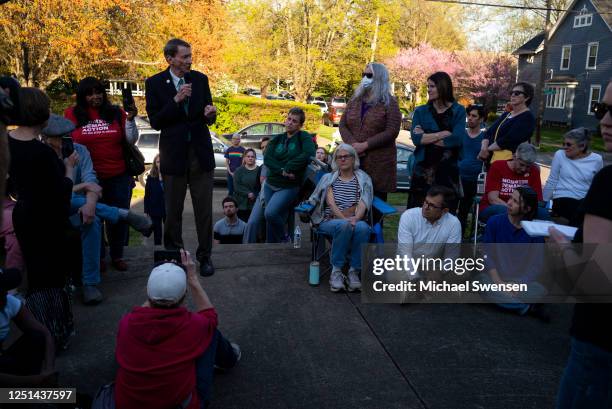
[182,72,191,109]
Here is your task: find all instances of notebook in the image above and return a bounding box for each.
[520,220,578,239]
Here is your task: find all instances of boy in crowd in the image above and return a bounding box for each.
[214,197,247,244]
[225,133,246,196]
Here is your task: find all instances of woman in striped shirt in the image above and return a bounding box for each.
[307,144,374,292]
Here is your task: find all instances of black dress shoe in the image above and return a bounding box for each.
[200,258,215,277]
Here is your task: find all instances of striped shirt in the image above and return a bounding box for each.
[324,175,360,220]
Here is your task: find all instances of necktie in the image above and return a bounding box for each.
[177,78,191,142]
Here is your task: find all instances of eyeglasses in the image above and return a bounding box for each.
[423,199,444,210]
[592,102,612,120]
[335,154,353,161]
[362,72,373,79]
[511,90,526,97]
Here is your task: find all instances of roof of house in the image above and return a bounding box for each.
[513,0,611,55]
[513,32,545,55]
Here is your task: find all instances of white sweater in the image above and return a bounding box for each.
[543,150,603,201]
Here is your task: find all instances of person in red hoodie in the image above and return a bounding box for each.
[114,250,240,409]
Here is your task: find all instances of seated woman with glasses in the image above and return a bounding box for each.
[306,144,373,293]
[543,128,603,226]
[479,82,536,164]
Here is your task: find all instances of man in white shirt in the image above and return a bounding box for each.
[398,185,462,279]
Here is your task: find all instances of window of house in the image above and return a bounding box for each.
[546,86,567,109]
[560,46,571,70]
[586,42,598,69]
[588,85,601,115]
[574,7,593,27]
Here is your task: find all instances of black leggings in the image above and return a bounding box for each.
[457,179,477,236]
[552,197,585,227]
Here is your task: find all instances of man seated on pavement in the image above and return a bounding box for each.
[479,186,549,321]
[479,142,548,222]
[114,250,240,409]
[214,196,247,245]
[398,185,462,281]
[41,114,153,305]
[0,268,56,386]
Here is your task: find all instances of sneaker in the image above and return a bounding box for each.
[82,285,103,305]
[231,342,242,364]
[215,342,241,371]
[329,269,345,292]
[111,259,128,271]
[126,211,153,237]
[347,269,362,292]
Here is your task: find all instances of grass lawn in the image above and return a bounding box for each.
[383,214,400,243]
[316,124,336,142]
[538,127,605,153]
[386,192,408,207]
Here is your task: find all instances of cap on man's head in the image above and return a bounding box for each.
[42,114,75,137]
[0,268,22,291]
[147,263,187,304]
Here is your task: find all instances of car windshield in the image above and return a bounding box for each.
[137,132,159,148]
[315,102,326,107]
[335,108,345,115]
[333,98,346,104]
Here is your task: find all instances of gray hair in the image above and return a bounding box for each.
[351,62,392,106]
[331,144,360,171]
[564,127,590,153]
[514,142,537,164]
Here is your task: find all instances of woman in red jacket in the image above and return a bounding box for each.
[65,78,139,271]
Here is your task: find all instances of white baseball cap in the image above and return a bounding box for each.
[147,263,187,303]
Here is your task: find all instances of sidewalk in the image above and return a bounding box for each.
[55,187,573,408]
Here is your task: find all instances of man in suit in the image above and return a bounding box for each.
[145,38,217,276]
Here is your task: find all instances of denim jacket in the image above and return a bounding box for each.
[306,169,373,225]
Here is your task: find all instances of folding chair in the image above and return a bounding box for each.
[472,164,487,245]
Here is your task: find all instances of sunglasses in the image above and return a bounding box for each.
[362,72,373,79]
[511,90,526,97]
[592,102,612,120]
[563,142,576,148]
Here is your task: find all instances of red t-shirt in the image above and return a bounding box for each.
[480,160,542,211]
[115,306,218,409]
[64,106,126,179]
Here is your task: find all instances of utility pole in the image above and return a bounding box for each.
[370,13,380,63]
[535,0,551,147]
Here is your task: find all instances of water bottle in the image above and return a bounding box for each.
[294,225,301,249]
[309,261,320,286]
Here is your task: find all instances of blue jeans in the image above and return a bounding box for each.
[195,329,238,408]
[481,204,551,222]
[99,173,133,260]
[243,193,265,243]
[477,273,546,314]
[263,184,299,243]
[317,219,370,270]
[70,196,121,286]
[557,338,612,409]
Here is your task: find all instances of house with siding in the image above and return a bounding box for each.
[513,0,611,131]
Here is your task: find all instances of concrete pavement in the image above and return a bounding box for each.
[54,186,577,408]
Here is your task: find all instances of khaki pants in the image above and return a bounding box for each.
[163,145,214,262]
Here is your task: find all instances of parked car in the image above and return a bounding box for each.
[323,106,344,127]
[307,96,326,104]
[329,97,347,108]
[312,101,328,114]
[135,128,248,186]
[246,89,261,98]
[396,142,415,191]
[223,122,286,150]
[279,90,295,100]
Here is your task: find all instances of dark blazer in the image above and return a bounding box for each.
[145,68,216,176]
[144,175,166,218]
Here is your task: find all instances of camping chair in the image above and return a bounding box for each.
[294,164,398,280]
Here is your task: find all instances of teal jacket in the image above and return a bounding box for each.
[264,130,316,189]
[411,101,466,166]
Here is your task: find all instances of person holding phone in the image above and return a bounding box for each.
[64,77,139,272]
[114,250,240,409]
